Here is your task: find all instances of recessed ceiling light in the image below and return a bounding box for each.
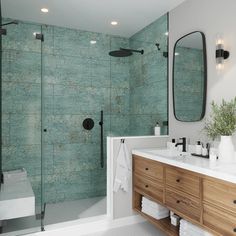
[90,40,97,44]
[175,52,180,56]
[165,32,169,36]
[41,8,49,13]
[111,21,118,26]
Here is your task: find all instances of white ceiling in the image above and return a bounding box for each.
[2,0,186,38]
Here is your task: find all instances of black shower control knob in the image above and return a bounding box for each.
[43,129,47,132]
[83,118,94,130]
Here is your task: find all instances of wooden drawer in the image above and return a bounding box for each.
[165,188,201,222]
[133,155,163,181]
[134,173,163,202]
[203,179,236,214]
[203,204,236,236]
[165,167,200,197]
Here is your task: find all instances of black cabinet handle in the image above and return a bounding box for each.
[176,200,180,204]
[233,228,236,232]
[176,179,180,183]
[145,185,149,188]
[233,200,236,204]
[43,129,47,132]
[145,167,149,171]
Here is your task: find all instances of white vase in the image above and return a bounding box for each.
[218,135,235,163]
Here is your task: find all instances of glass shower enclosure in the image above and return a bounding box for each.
[0,1,168,234]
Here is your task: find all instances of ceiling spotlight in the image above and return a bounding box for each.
[111,21,118,26]
[90,40,97,44]
[165,32,169,36]
[175,52,180,56]
[41,8,49,13]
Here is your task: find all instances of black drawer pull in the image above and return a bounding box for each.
[145,185,149,188]
[233,228,236,232]
[176,200,180,204]
[176,179,180,183]
[233,200,236,204]
[145,167,149,171]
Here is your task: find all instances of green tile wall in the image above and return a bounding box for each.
[129,14,168,135]
[2,14,168,205]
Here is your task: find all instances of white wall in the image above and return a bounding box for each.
[107,136,168,219]
[169,0,236,145]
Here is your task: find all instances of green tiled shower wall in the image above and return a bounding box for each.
[1,15,168,205]
[174,46,204,121]
[129,14,168,135]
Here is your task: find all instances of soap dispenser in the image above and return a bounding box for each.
[154,122,160,136]
[196,141,202,155]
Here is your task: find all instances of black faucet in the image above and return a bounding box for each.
[175,137,187,152]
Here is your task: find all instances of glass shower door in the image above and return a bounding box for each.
[40,25,108,225]
[0,17,43,234]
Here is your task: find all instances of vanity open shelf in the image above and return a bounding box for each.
[133,190,179,236]
[132,152,236,236]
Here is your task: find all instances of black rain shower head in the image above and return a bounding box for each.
[109,48,144,57]
[109,49,133,57]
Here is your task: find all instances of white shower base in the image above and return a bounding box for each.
[2,196,106,235]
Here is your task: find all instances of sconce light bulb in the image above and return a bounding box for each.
[216,63,224,70]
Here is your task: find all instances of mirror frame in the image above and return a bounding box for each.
[172,31,207,122]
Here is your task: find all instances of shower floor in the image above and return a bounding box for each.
[2,196,106,235]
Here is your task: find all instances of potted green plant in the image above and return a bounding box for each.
[204,97,236,162]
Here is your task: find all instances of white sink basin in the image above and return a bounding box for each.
[146,149,189,158]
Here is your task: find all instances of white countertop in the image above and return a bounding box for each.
[132,148,236,184]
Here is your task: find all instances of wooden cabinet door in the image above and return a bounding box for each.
[165,188,201,222]
[203,204,236,236]
[203,178,236,214]
[133,155,163,181]
[165,167,200,197]
[134,173,164,203]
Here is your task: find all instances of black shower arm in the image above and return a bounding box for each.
[1,21,18,27]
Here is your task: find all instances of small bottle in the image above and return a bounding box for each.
[154,122,160,136]
[196,141,202,155]
[209,148,218,162]
[201,144,208,156]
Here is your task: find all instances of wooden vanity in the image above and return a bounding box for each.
[132,154,236,236]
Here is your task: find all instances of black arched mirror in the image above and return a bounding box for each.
[173,31,207,122]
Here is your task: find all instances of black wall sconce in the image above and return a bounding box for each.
[216,38,230,69]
